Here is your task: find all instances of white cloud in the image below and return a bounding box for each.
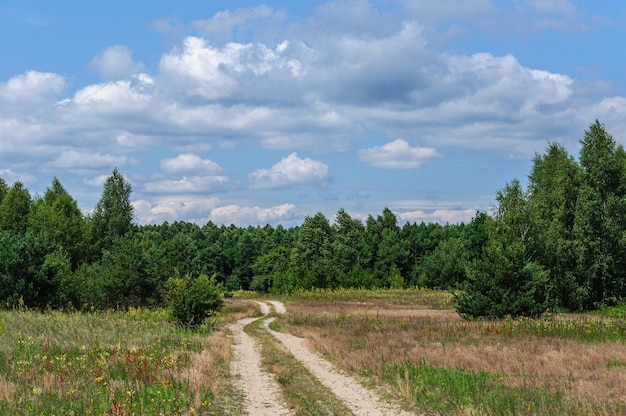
[358,139,440,169]
[249,153,329,189]
[51,150,134,169]
[209,203,297,226]
[133,196,221,224]
[192,5,274,39]
[0,71,66,103]
[71,79,152,108]
[0,169,36,185]
[158,36,305,102]
[89,45,146,81]
[399,209,477,224]
[82,174,110,188]
[144,175,229,194]
[160,153,223,175]
[1,2,624,226]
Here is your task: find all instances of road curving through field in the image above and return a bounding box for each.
[229,300,415,415]
[228,309,293,415]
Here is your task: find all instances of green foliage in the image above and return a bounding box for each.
[28,178,88,269]
[89,168,134,256]
[0,310,215,415]
[251,246,291,293]
[166,274,224,329]
[289,212,335,289]
[7,123,626,317]
[386,361,566,415]
[0,181,31,235]
[419,237,468,290]
[457,181,549,318]
[573,121,626,307]
[0,231,62,309]
[456,241,549,319]
[387,264,405,289]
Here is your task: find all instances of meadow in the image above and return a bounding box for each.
[275,288,626,415]
[0,301,257,416]
[2,289,626,415]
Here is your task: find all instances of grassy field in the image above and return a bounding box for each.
[0,300,258,416]
[276,288,626,415]
[2,289,626,415]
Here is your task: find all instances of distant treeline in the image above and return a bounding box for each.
[1,121,625,318]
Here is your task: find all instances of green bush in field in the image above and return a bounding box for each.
[166,274,224,329]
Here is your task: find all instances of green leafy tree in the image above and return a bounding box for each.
[527,143,582,310]
[289,212,335,289]
[0,181,31,235]
[461,211,491,262]
[90,168,134,256]
[0,178,8,204]
[457,180,548,318]
[366,208,409,286]
[98,232,162,308]
[457,239,548,319]
[0,231,60,308]
[573,121,626,307]
[166,274,224,329]
[28,178,88,269]
[251,246,291,293]
[420,237,468,290]
[332,208,369,286]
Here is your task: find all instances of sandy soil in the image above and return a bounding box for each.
[229,300,415,415]
[228,313,293,415]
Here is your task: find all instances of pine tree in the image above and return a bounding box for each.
[90,168,134,256]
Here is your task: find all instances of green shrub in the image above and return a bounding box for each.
[166,274,224,329]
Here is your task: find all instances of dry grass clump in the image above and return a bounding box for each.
[175,326,232,398]
[279,298,626,411]
[0,378,16,402]
[221,298,261,323]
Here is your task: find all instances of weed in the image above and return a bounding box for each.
[0,309,231,415]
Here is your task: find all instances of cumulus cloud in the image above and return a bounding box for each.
[89,45,147,81]
[398,208,477,224]
[158,36,305,102]
[82,175,110,188]
[209,203,297,226]
[51,150,134,169]
[358,139,440,169]
[0,71,66,103]
[133,196,220,224]
[192,5,275,42]
[160,153,223,175]
[144,175,229,194]
[249,153,329,189]
[0,169,36,185]
[1,2,624,226]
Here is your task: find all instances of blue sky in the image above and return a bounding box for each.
[1,0,626,226]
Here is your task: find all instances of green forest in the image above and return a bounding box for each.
[1,121,625,318]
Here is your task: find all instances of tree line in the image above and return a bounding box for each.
[1,121,625,318]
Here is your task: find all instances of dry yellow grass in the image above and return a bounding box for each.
[0,378,16,402]
[279,299,626,409]
[175,326,232,396]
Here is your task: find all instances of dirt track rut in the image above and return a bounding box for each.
[228,300,414,415]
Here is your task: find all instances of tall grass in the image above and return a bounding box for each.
[0,308,229,415]
[288,286,455,309]
[278,290,626,415]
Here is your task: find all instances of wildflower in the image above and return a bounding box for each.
[95,376,107,386]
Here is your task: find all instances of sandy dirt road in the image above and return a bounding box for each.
[228,313,293,415]
[229,300,414,415]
